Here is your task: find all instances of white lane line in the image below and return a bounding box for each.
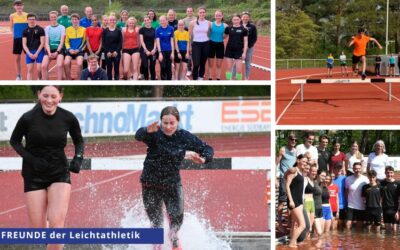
[276,88,300,124]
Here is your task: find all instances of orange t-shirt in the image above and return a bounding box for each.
[352,35,370,56]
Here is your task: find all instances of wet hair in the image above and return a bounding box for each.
[385,166,394,172]
[71,13,80,19]
[27,13,37,19]
[367,170,377,178]
[160,106,180,121]
[38,85,63,93]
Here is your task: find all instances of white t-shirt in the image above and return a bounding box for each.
[345,175,369,210]
[346,152,363,173]
[368,152,389,179]
[296,144,318,161]
[339,54,346,63]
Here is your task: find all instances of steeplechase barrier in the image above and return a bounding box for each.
[291,78,400,102]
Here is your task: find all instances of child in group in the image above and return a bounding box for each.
[327,53,334,77]
[174,20,190,80]
[362,170,382,233]
[327,172,339,230]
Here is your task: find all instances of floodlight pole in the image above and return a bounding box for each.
[109,0,112,7]
[386,0,389,55]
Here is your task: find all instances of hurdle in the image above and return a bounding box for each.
[291,78,400,102]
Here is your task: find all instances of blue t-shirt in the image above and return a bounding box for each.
[156,25,174,52]
[334,175,347,209]
[79,17,100,28]
[390,56,395,64]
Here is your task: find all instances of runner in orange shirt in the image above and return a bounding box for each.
[349,28,382,80]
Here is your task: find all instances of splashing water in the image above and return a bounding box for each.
[102,197,232,250]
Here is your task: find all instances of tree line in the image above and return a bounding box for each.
[0,86,270,101]
[276,0,399,59]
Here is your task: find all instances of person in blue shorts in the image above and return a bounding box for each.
[22,13,45,80]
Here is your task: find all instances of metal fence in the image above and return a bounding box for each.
[276,58,377,70]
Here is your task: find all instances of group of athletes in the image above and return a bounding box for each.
[10,85,214,250]
[9,0,258,81]
[277,132,400,248]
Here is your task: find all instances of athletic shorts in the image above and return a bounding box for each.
[122,48,140,55]
[278,177,287,202]
[383,207,397,224]
[45,48,65,57]
[174,51,188,63]
[24,172,71,193]
[340,62,346,66]
[327,63,333,69]
[66,50,84,59]
[365,207,382,226]
[390,63,395,68]
[333,211,337,217]
[208,41,224,59]
[315,208,323,218]
[304,197,315,214]
[225,46,243,60]
[346,207,365,222]
[322,204,333,220]
[26,49,45,64]
[352,55,364,64]
[13,38,23,54]
[339,208,347,220]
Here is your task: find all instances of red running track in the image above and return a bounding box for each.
[0,22,270,80]
[276,68,400,125]
[0,134,270,232]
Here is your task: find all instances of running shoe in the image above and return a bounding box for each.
[138,74,144,80]
[361,73,366,80]
[186,70,192,77]
[16,75,21,80]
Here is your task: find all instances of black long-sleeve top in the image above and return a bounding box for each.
[135,127,214,186]
[102,27,123,54]
[10,104,84,179]
[244,23,257,49]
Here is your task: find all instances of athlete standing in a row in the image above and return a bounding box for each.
[10,85,84,250]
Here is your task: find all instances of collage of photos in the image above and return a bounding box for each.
[5,0,400,250]
[0,0,271,250]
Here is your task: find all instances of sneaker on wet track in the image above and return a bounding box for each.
[361,73,366,80]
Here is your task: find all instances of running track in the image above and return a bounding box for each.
[276,68,400,124]
[0,21,270,80]
[0,134,270,232]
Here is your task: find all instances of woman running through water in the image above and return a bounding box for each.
[10,85,84,250]
[135,106,213,250]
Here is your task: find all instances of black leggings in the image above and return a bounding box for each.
[142,183,184,233]
[160,51,172,80]
[105,53,120,80]
[140,50,156,80]
[191,41,210,80]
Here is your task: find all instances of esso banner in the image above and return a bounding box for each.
[0,100,270,140]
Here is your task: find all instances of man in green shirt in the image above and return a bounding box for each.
[57,5,71,28]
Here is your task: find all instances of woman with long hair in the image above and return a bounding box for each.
[122,17,140,80]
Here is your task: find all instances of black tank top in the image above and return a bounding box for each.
[305,180,314,194]
[321,186,330,204]
[289,169,304,208]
